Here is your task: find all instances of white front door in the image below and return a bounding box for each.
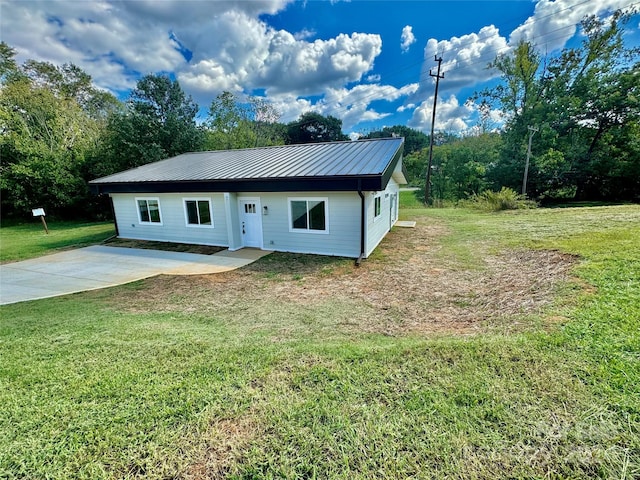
[238,197,263,248]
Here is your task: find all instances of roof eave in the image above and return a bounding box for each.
[89,175,385,195]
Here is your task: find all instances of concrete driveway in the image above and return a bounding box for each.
[0,245,271,305]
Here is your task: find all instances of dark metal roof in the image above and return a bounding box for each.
[89,137,405,194]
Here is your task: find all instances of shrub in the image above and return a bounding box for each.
[462,187,538,212]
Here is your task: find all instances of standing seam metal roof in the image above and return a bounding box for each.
[90,137,404,185]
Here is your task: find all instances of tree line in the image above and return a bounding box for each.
[405,11,639,204]
[0,44,348,219]
[1,10,637,219]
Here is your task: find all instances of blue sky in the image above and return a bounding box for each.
[2,0,638,137]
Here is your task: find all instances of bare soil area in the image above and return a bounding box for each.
[112,217,578,336]
[105,237,226,255]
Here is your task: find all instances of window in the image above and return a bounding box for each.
[374,196,381,218]
[184,198,213,227]
[136,198,162,224]
[289,198,328,233]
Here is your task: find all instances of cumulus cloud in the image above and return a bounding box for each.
[397,103,415,112]
[414,25,508,101]
[410,0,637,132]
[401,25,416,52]
[265,94,315,123]
[263,82,418,129]
[1,0,381,102]
[408,95,505,134]
[409,94,475,133]
[509,0,636,51]
[316,83,418,130]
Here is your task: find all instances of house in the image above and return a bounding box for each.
[89,137,407,261]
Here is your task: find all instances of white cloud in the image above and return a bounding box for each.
[409,0,636,133]
[397,103,415,112]
[509,0,636,51]
[265,94,314,123]
[366,74,381,82]
[409,95,506,134]
[401,25,416,53]
[415,25,508,100]
[270,82,418,130]
[318,83,418,130]
[1,0,381,101]
[294,28,317,41]
[409,94,475,133]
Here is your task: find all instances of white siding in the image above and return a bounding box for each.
[111,193,229,246]
[257,191,361,258]
[111,187,399,258]
[365,178,400,257]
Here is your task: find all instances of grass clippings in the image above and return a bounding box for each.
[112,219,576,337]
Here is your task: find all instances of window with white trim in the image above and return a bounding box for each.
[289,198,328,233]
[184,198,213,227]
[136,198,162,224]
[374,196,382,218]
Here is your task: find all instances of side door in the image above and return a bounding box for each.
[390,193,397,224]
[237,197,263,248]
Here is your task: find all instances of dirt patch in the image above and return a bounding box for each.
[104,238,226,255]
[182,417,258,479]
[109,218,578,336]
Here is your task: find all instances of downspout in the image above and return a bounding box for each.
[356,180,365,266]
[109,195,119,237]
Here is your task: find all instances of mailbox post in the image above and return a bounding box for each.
[32,208,48,234]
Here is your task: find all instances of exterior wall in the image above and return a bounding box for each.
[111,193,229,246]
[111,188,396,259]
[254,191,362,258]
[365,178,400,257]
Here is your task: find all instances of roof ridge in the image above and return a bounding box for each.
[188,136,404,155]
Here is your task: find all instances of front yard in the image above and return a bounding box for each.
[1,200,638,478]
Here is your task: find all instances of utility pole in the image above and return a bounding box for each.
[424,55,444,206]
[522,126,538,196]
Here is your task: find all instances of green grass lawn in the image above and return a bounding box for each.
[1,201,638,479]
[0,220,115,263]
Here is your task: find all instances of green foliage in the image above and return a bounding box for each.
[89,74,204,178]
[286,112,349,144]
[0,51,118,218]
[204,91,285,150]
[0,42,18,81]
[463,187,537,212]
[477,10,640,201]
[405,133,502,203]
[361,125,429,154]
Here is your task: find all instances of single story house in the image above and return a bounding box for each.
[89,137,407,261]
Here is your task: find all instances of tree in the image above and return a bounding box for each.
[476,9,640,200]
[0,46,116,217]
[547,12,640,199]
[204,91,284,150]
[361,125,429,155]
[0,80,90,214]
[286,112,349,144]
[97,74,204,175]
[0,42,19,81]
